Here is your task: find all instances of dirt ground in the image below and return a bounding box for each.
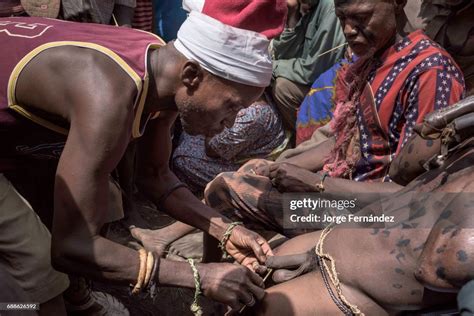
[96,196,228,316]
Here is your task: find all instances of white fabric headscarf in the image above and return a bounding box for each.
[174,4,273,87]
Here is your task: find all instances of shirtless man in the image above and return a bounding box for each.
[0,0,286,313]
[255,99,474,315]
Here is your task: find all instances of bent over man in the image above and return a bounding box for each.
[0,0,286,313]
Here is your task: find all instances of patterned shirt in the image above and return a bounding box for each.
[349,30,465,181]
[173,102,286,194]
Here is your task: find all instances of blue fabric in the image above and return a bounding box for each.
[295,59,348,144]
[153,0,186,42]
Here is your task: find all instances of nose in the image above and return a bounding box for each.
[343,20,358,39]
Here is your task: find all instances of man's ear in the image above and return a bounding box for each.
[181,60,204,90]
[393,0,407,14]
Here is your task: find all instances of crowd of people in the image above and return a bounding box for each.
[0,0,473,315]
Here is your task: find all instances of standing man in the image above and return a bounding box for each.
[0,0,286,313]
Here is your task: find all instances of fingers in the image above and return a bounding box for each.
[254,165,268,176]
[247,283,265,301]
[269,162,286,179]
[238,290,255,307]
[247,269,264,288]
[249,238,268,263]
[265,253,309,269]
[258,237,274,257]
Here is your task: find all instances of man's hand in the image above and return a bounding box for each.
[268,163,319,192]
[199,262,265,314]
[252,161,275,177]
[225,225,273,273]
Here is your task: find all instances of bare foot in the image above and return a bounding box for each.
[129,227,169,257]
[130,222,196,257]
[121,208,151,230]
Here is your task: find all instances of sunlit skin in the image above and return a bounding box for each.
[255,145,474,315]
[12,38,271,312]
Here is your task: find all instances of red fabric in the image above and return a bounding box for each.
[202,0,287,39]
[132,0,153,32]
[324,30,465,182]
[0,17,164,111]
[0,17,165,172]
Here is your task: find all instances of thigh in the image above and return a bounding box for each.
[273,231,321,256]
[256,270,386,316]
[0,174,69,303]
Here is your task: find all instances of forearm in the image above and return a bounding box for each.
[54,231,202,289]
[158,260,207,289]
[52,233,139,284]
[281,137,335,171]
[323,177,403,206]
[389,135,441,186]
[139,171,232,241]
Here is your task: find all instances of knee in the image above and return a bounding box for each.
[204,173,234,209]
[272,77,292,104]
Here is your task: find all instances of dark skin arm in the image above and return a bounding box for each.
[267,163,402,205]
[254,137,336,177]
[389,133,441,185]
[136,111,273,271]
[17,47,139,283]
[16,48,264,309]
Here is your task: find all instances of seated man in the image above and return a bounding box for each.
[173,94,287,196]
[0,0,287,313]
[271,0,346,130]
[205,0,465,238]
[254,97,474,315]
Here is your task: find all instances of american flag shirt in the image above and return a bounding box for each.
[351,30,465,182]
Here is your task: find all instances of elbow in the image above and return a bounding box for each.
[51,236,79,274]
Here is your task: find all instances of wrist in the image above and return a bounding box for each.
[218,222,243,258]
[208,216,233,241]
[313,171,329,192]
[157,260,196,289]
[196,263,208,292]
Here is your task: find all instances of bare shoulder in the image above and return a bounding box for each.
[16,45,137,121]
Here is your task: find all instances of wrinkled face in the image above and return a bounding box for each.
[175,73,264,137]
[335,0,398,57]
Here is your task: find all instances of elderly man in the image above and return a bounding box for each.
[0,0,286,314]
[204,0,465,240]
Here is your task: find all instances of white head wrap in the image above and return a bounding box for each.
[174,11,273,87]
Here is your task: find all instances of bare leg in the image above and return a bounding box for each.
[256,270,387,316]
